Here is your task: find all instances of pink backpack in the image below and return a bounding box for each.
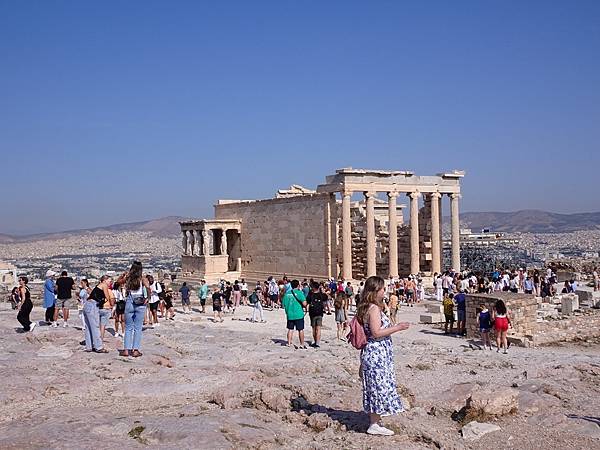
[347,316,367,350]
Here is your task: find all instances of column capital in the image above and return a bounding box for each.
[387,191,400,199]
[429,192,442,199]
[341,189,353,198]
[364,191,377,199]
[409,191,421,200]
[450,193,462,200]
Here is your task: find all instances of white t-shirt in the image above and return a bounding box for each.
[150,281,162,303]
[240,283,248,291]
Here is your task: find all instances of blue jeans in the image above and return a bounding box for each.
[124,298,146,350]
[83,300,103,351]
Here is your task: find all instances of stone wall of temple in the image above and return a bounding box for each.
[215,193,337,281]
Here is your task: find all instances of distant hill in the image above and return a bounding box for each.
[0,216,188,242]
[459,210,600,233]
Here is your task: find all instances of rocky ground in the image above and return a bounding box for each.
[0,301,599,450]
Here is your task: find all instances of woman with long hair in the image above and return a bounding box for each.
[112,281,126,337]
[16,276,35,332]
[492,299,511,353]
[357,276,408,436]
[120,261,151,357]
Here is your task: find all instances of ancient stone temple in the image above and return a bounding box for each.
[179,168,464,284]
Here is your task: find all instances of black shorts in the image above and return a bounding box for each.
[116,301,126,315]
[445,313,455,323]
[241,290,248,298]
[164,299,173,309]
[287,318,305,331]
[213,305,222,312]
[200,298,206,306]
[149,301,159,311]
[269,294,278,303]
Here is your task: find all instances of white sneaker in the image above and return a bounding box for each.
[52,322,59,328]
[154,322,160,327]
[30,322,37,332]
[367,423,394,436]
[63,322,68,328]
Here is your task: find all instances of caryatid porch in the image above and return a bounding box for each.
[317,168,464,279]
[179,219,242,281]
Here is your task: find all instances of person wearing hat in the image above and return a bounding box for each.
[164,286,175,320]
[43,270,57,325]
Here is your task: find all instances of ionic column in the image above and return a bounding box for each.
[450,193,461,271]
[438,195,443,270]
[182,230,188,255]
[387,191,399,279]
[365,191,376,277]
[430,192,442,274]
[220,229,228,255]
[409,192,421,275]
[202,229,210,256]
[341,190,353,280]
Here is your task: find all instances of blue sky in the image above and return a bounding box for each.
[1,1,599,234]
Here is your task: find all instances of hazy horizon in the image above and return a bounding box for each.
[2,2,599,235]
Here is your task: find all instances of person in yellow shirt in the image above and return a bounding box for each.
[442,293,455,334]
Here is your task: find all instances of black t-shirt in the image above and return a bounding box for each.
[212,292,223,307]
[233,284,240,291]
[307,291,328,317]
[56,277,75,299]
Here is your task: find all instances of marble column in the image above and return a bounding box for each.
[202,229,210,256]
[430,192,441,274]
[438,195,443,271]
[409,192,421,275]
[341,190,353,280]
[220,229,228,256]
[188,230,195,256]
[450,193,461,271]
[387,191,399,279]
[182,230,188,255]
[365,191,376,277]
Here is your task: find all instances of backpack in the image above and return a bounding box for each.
[249,292,259,304]
[347,316,367,350]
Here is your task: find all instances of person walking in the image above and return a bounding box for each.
[43,270,56,325]
[477,303,492,350]
[198,280,208,313]
[212,286,224,322]
[249,285,265,323]
[334,291,348,341]
[307,281,327,347]
[16,276,36,333]
[179,282,191,314]
[232,280,242,313]
[357,276,408,436]
[120,261,151,357]
[55,270,75,327]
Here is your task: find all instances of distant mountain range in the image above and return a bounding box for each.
[1,210,600,244]
[0,216,188,243]
[458,210,600,233]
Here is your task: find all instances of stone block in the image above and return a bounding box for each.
[561,294,579,315]
[420,313,444,323]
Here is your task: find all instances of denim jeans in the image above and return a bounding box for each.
[252,302,264,322]
[83,300,103,350]
[124,298,146,350]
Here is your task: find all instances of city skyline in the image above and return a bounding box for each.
[1,2,599,234]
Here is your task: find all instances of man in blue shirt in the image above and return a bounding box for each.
[454,290,467,336]
[523,276,534,294]
[43,270,56,325]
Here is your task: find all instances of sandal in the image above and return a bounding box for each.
[132,350,143,357]
[119,350,130,357]
[94,348,109,354]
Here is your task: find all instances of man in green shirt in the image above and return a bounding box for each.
[282,279,307,348]
[198,280,209,313]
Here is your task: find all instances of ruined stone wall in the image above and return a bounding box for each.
[533,310,600,345]
[343,208,389,280]
[466,292,538,339]
[215,193,337,281]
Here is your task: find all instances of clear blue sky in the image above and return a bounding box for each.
[1,1,599,235]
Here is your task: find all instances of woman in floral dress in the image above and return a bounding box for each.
[357,276,409,436]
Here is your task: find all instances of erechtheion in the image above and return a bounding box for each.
[180,168,464,283]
